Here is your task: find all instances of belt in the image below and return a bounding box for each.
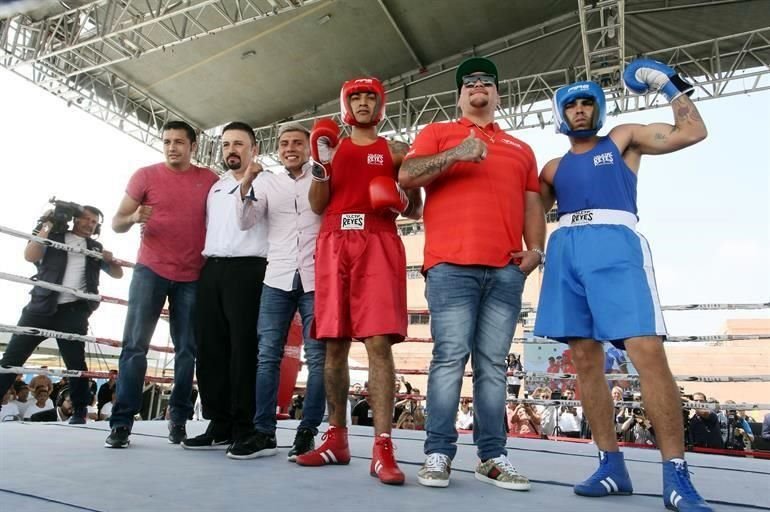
[558,209,637,229]
[320,213,397,233]
[205,256,266,263]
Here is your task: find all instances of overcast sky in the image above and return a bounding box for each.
[0,68,768,361]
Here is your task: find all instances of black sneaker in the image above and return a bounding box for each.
[288,428,315,462]
[226,431,277,460]
[104,426,131,448]
[182,431,232,450]
[168,423,187,444]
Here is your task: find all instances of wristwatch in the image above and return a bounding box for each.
[532,248,545,267]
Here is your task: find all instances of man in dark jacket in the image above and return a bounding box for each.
[0,206,123,423]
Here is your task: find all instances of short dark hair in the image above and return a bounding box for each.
[80,205,103,221]
[222,121,257,146]
[162,120,197,144]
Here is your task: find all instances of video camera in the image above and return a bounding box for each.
[34,197,85,236]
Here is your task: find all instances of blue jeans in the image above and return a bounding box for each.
[253,275,326,435]
[423,263,526,460]
[110,264,198,428]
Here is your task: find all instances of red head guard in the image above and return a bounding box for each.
[339,77,386,127]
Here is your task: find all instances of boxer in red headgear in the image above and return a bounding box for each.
[297,77,422,485]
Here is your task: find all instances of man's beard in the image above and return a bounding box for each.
[469,96,489,108]
[226,157,241,170]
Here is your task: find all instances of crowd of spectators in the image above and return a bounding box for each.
[4,367,769,455]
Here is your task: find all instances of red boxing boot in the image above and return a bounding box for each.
[295,426,351,466]
[370,434,405,485]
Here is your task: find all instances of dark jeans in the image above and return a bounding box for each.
[0,301,91,416]
[195,256,266,440]
[253,275,326,436]
[110,264,197,428]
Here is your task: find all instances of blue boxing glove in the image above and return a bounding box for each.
[623,58,693,102]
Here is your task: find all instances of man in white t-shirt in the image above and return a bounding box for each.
[24,386,55,419]
[1,387,21,421]
[0,207,123,424]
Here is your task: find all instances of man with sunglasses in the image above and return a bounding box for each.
[400,57,545,491]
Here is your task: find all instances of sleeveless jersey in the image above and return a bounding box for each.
[325,137,396,218]
[553,136,638,217]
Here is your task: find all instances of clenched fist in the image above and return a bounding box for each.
[131,205,153,224]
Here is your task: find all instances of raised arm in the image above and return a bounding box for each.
[308,119,339,215]
[236,162,267,230]
[615,58,707,156]
[24,218,53,262]
[613,95,707,156]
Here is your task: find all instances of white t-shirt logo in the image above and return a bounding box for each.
[593,152,614,166]
[367,153,384,166]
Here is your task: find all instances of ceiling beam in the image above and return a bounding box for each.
[376,0,423,69]
[0,0,325,78]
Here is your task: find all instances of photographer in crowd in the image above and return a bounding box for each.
[721,400,754,451]
[0,204,123,424]
[506,353,524,398]
[688,392,723,449]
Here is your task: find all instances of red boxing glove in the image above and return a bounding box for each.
[310,118,340,165]
[369,176,409,214]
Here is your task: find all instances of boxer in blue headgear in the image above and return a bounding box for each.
[552,80,606,137]
[535,60,713,512]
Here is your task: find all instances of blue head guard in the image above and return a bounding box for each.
[553,81,606,137]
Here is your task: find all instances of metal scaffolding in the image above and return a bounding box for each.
[242,27,770,167]
[0,0,322,161]
[1,2,769,168]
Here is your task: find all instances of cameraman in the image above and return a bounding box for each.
[688,392,723,449]
[0,206,123,424]
[506,353,523,398]
[722,400,754,450]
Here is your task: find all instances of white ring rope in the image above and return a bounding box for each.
[0,271,101,302]
[5,273,761,344]
[0,271,169,316]
[0,324,174,354]
[405,334,768,344]
[346,366,770,383]
[409,302,770,315]
[0,224,134,267]
[3,365,767,411]
[0,365,175,384]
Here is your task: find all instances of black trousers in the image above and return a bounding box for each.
[0,301,92,414]
[195,256,266,440]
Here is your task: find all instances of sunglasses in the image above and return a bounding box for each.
[461,74,496,88]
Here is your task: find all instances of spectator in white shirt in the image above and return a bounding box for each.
[183,122,269,453]
[231,122,326,462]
[24,386,55,419]
[455,399,474,431]
[1,387,21,421]
[10,381,31,419]
[556,388,582,438]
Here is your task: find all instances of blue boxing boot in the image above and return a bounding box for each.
[574,450,634,497]
[662,459,713,511]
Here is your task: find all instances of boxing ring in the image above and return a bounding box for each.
[1,420,769,511]
[1,224,769,511]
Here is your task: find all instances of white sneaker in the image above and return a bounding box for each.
[417,453,452,488]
